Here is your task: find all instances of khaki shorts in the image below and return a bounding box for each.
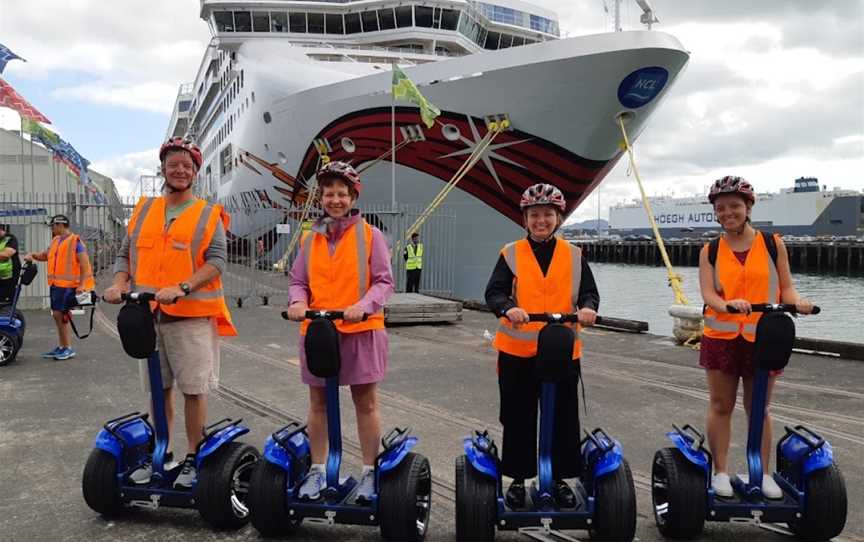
[140,316,220,395]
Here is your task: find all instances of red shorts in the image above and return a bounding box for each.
[699,335,783,377]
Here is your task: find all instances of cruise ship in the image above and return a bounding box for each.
[609,177,864,237]
[166,0,690,297]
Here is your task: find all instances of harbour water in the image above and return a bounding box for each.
[591,262,864,344]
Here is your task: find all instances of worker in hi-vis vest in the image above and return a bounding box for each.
[403,231,423,293]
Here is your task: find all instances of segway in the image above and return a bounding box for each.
[652,303,847,541]
[82,291,260,529]
[0,261,37,366]
[248,309,432,541]
[456,313,637,542]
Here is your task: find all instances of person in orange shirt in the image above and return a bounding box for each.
[484,183,600,510]
[698,176,813,499]
[286,161,394,502]
[24,214,94,360]
[104,137,235,489]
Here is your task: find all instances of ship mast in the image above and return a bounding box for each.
[610,0,660,31]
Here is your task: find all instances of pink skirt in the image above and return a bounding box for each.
[299,328,389,387]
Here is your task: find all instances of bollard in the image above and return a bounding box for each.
[668,304,703,344]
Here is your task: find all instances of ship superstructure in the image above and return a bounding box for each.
[167,0,690,297]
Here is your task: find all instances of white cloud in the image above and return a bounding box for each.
[51,82,180,113]
[91,148,161,198]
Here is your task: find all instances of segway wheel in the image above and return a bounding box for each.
[590,458,637,542]
[0,329,20,367]
[379,452,432,542]
[14,309,25,347]
[651,447,706,539]
[82,449,126,516]
[788,464,847,541]
[196,442,260,530]
[455,454,495,542]
[248,460,302,537]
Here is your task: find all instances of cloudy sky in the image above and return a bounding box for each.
[1,0,861,221]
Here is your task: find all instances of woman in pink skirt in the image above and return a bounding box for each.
[286,161,394,502]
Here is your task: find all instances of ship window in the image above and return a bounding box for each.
[499,34,513,48]
[289,12,307,32]
[361,10,378,32]
[441,9,459,30]
[415,6,433,27]
[378,8,395,30]
[395,6,412,28]
[484,31,500,49]
[214,11,234,32]
[271,12,288,32]
[221,144,232,175]
[512,35,524,46]
[345,13,362,33]
[308,13,324,33]
[253,12,269,32]
[325,14,343,34]
[234,11,252,32]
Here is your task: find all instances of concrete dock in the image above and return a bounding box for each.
[1,304,861,541]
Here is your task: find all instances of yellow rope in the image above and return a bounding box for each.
[276,157,322,272]
[394,122,507,259]
[617,115,690,306]
[357,139,413,174]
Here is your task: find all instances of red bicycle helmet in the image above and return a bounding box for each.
[520,183,566,213]
[708,176,755,205]
[159,137,202,169]
[317,161,362,196]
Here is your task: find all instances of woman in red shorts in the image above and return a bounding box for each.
[698,176,813,499]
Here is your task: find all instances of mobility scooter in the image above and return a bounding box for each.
[82,291,259,529]
[652,303,847,541]
[456,313,637,542]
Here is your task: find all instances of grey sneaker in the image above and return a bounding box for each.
[173,454,197,489]
[298,468,326,500]
[129,452,174,484]
[355,469,376,503]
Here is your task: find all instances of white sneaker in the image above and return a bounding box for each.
[711,472,734,497]
[761,475,783,499]
[299,468,326,500]
[355,468,376,503]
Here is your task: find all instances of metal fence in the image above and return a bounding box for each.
[1,193,456,309]
[221,202,457,307]
[0,192,133,309]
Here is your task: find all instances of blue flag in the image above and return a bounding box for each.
[0,43,25,74]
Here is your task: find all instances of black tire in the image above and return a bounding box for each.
[248,460,301,537]
[455,454,496,542]
[591,458,637,542]
[14,309,25,347]
[379,452,432,542]
[651,447,706,539]
[0,329,20,367]
[82,448,126,516]
[196,441,260,530]
[788,464,847,541]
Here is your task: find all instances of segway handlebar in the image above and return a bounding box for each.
[726,303,821,315]
[119,292,156,303]
[280,309,368,321]
[526,312,606,325]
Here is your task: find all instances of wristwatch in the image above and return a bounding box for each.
[179,282,192,296]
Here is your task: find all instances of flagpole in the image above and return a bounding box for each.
[391,63,396,209]
[19,116,25,193]
[29,127,35,194]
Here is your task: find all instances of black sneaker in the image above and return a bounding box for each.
[505,480,526,509]
[553,480,577,508]
[173,454,197,489]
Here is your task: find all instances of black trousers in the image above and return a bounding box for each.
[0,278,14,304]
[498,352,582,480]
[406,269,421,293]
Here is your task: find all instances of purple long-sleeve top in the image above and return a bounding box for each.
[288,211,394,387]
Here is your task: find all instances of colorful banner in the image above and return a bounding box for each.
[391,65,441,129]
[22,117,60,145]
[0,76,50,123]
[0,43,25,74]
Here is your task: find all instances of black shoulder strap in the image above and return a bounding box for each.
[762,230,778,265]
[708,238,720,267]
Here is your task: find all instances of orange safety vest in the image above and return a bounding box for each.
[299,219,385,335]
[703,231,780,342]
[493,238,583,359]
[126,196,237,336]
[47,234,95,290]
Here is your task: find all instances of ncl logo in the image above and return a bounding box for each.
[618,67,669,108]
